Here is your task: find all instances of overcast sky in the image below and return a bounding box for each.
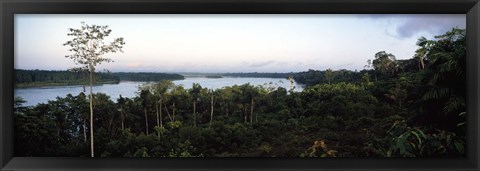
[14,14,465,73]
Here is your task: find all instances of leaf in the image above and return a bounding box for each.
[396,138,406,154]
[411,131,422,146]
[453,142,465,153]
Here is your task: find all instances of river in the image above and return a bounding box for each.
[14,77,304,106]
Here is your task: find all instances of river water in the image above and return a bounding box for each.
[15,77,304,106]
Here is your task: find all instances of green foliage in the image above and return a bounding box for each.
[14,28,466,158]
[15,69,119,87]
[372,51,397,76]
[112,72,184,81]
[376,121,465,157]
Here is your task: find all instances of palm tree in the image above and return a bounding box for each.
[209,89,215,127]
[191,83,202,127]
[153,80,174,129]
[117,95,126,131]
[140,89,150,135]
[414,37,433,70]
[77,92,88,142]
[415,28,466,131]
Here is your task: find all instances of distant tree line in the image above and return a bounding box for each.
[223,58,420,87]
[15,69,185,88]
[15,69,119,87]
[223,72,295,79]
[112,72,184,82]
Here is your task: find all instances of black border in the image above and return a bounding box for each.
[1,0,479,170]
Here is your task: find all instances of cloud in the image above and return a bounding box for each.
[363,14,466,39]
[395,15,465,38]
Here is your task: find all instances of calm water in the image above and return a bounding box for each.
[15,77,304,106]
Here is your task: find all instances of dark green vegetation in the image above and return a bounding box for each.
[112,72,185,81]
[15,69,120,88]
[14,28,466,157]
[223,72,294,78]
[15,70,185,88]
[205,75,223,79]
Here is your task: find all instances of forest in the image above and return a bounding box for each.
[14,28,466,157]
[15,69,185,88]
[111,72,185,81]
[15,69,120,88]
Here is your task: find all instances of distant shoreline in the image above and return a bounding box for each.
[15,69,185,88]
[15,68,363,88]
[15,80,121,89]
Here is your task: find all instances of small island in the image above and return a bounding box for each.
[205,75,223,79]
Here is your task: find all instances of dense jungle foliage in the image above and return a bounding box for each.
[14,28,466,157]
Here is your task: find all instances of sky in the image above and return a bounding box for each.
[14,14,465,73]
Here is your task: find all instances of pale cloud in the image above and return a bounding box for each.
[395,16,465,38]
[364,14,466,39]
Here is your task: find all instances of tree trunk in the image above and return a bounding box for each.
[144,108,149,135]
[83,113,87,143]
[155,98,159,129]
[226,103,229,117]
[57,126,60,140]
[210,93,214,127]
[420,58,425,70]
[172,103,176,122]
[164,103,172,122]
[159,98,163,127]
[220,98,224,116]
[250,98,254,124]
[89,71,94,157]
[108,115,114,138]
[243,104,247,124]
[120,106,124,131]
[193,101,196,127]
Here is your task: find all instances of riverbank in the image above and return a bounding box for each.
[15,80,120,88]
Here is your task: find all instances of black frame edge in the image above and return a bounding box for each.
[467,2,480,170]
[0,0,477,14]
[1,0,480,171]
[1,0,15,170]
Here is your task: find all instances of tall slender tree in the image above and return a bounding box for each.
[140,89,150,135]
[64,22,125,157]
[117,95,126,131]
[77,92,88,143]
[191,83,202,127]
[209,89,215,127]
